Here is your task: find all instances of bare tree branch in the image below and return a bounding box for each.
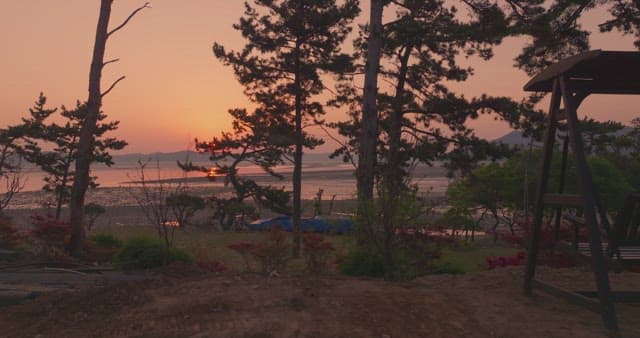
[316,123,357,168]
[101,76,126,97]
[0,172,24,211]
[404,124,459,144]
[561,1,591,32]
[389,0,410,10]
[103,58,120,67]
[107,2,151,38]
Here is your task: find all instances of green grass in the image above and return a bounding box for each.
[96,225,353,273]
[95,224,519,274]
[439,243,520,273]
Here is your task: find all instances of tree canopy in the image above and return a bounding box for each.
[212,0,359,255]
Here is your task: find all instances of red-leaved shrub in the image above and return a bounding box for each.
[30,213,71,259]
[302,232,335,275]
[0,217,17,249]
[486,251,526,269]
[228,228,292,274]
[250,227,290,274]
[499,218,580,268]
[396,228,454,270]
[227,241,258,271]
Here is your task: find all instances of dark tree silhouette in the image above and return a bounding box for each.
[182,107,293,230]
[69,0,149,257]
[599,0,640,48]
[0,94,56,213]
[213,0,359,256]
[353,0,640,210]
[357,0,385,209]
[340,0,617,278]
[39,101,126,220]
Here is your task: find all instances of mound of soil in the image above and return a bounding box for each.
[1,267,640,337]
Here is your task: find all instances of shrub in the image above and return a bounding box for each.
[340,247,386,278]
[211,198,257,231]
[340,229,457,280]
[501,218,578,268]
[89,234,123,248]
[227,241,257,271]
[425,262,465,275]
[396,229,450,269]
[169,247,194,263]
[166,193,205,227]
[30,213,71,259]
[85,234,123,263]
[486,251,526,269]
[251,227,291,274]
[226,228,291,274]
[84,203,106,232]
[114,236,194,270]
[302,233,335,275]
[0,216,17,249]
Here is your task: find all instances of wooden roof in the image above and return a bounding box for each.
[523,50,640,94]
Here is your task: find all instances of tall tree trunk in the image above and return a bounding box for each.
[292,36,303,258]
[56,140,76,220]
[357,0,384,223]
[68,0,113,257]
[356,0,385,249]
[381,45,411,279]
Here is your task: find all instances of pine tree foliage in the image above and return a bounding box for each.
[338,0,636,279]
[599,0,640,48]
[212,0,359,255]
[39,101,126,219]
[0,94,56,212]
[181,107,293,228]
[6,94,126,220]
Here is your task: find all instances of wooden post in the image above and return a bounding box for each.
[554,134,570,240]
[524,79,561,295]
[560,76,618,332]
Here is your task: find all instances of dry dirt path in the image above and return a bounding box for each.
[1,267,640,337]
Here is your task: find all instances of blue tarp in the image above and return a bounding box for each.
[247,216,353,234]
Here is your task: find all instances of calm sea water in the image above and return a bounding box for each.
[12,158,450,203]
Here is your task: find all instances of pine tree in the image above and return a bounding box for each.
[69,0,148,256]
[0,94,56,213]
[41,102,127,220]
[183,107,293,229]
[214,0,359,256]
[335,0,560,278]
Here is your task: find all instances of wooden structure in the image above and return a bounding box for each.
[522,50,640,333]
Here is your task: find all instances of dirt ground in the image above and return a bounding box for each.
[2,266,640,337]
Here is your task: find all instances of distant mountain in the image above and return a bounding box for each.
[612,126,634,136]
[492,126,634,149]
[492,131,540,148]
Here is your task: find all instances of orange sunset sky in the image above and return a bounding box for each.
[1,1,639,154]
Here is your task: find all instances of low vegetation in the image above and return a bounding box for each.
[113,235,193,270]
[75,221,521,277]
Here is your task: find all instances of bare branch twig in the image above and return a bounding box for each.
[107,2,151,38]
[101,76,126,97]
[103,58,120,67]
[316,123,356,168]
